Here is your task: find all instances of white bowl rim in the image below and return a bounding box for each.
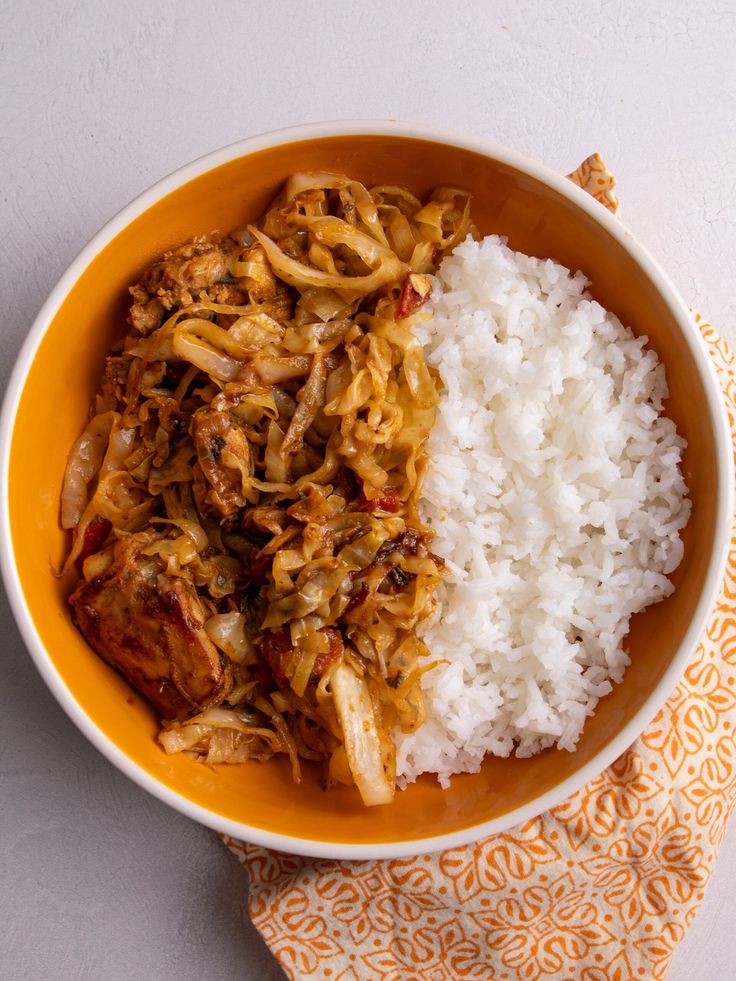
[1,119,733,859]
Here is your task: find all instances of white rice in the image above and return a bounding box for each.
[395,235,691,788]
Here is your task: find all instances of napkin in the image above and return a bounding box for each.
[223,156,736,981]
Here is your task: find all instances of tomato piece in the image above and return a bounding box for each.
[77,516,112,564]
[357,487,401,513]
[396,273,431,319]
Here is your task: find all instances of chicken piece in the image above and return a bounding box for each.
[69,534,231,719]
[133,238,232,312]
[191,399,253,518]
[254,286,294,323]
[163,246,229,293]
[259,628,343,689]
[234,242,278,301]
[207,282,247,307]
[96,356,132,412]
[128,285,165,336]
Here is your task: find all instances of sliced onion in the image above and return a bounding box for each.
[283,174,389,247]
[151,516,209,551]
[228,313,284,349]
[290,648,319,698]
[264,420,288,483]
[388,211,416,262]
[282,355,327,456]
[61,411,117,529]
[283,319,351,354]
[331,662,394,806]
[204,612,254,664]
[253,354,311,384]
[370,185,423,215]
[249,221,401,294]
[81,548,114,582]
[172,322,245,382]
[328,744,354,787]
[402,343,440,409]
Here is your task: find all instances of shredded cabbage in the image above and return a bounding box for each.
[62,172,470,806]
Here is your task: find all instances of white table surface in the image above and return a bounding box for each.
[2,2,735,978]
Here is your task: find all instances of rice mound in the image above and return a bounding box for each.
[395,235,691,788]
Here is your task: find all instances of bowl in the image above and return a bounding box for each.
[1,121,732,859]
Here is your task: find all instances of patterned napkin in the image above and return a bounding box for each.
[223,156,736,981]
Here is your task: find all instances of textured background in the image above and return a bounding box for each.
[2,1,735,979]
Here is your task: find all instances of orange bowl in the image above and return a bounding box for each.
[1,122,732,858]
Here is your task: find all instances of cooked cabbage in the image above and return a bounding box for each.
[62,172,475,806]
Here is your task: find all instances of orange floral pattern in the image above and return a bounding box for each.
[222,159,736,980]
[567,152,619,213]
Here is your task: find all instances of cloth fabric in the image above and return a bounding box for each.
[223,156,736,981]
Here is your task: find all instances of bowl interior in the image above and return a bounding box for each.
[7,134,717,847]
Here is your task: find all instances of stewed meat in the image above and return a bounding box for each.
[69,533,231,719]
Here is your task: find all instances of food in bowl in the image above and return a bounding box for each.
[4,124,729,855]
[62,174,472,807]
[397,236,690,786]
[60,168,690,809]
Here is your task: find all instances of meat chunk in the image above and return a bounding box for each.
[165,247,229,293]
[191,398,253,518]
[132,238,232,313]
[128,285,165,336]
[234,243,278,301]
[69,534,231,719]
[259,628,343,689]
[374,527,432,564]
[96,356,132,411]
[207,282,247,307]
